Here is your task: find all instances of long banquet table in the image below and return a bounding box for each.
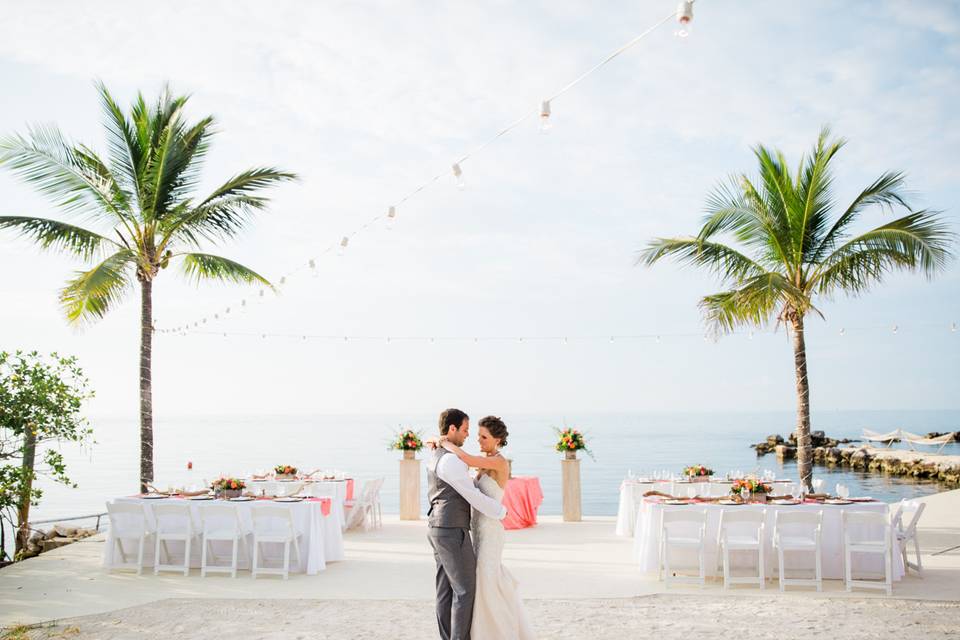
[633,496,904,580]
[616,479,795,536]
[248,478,354,529]
[103,495,345,575]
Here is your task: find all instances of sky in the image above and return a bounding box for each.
[0,0,958,419]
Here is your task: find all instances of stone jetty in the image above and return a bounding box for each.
[752,431,960,486]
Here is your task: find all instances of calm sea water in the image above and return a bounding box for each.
[27,409,959,530]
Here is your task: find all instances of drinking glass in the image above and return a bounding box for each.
[686,486,697,500]
[740,487,750,502]
[813,478,824,493]
[839,484,849,500]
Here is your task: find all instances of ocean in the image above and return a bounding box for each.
[26,409,959,530]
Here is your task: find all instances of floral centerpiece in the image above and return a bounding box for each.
[731,477,772,502]
[274,464,298,480]
[554,427,591,460]
[211,476,246,499]
[683,464,714,482]
[390,428,424,459]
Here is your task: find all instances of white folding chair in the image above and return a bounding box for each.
[200,504,247,578]
[365,478,385,530]
[658,508,707,587]
[153,502,197,576]
[344,479,377,531]
[250,505,302,580]
[773,510,822,592]
[843,510,893,595]
[106,501,153,575]
[718,509,766,589]
[892,500,925,576]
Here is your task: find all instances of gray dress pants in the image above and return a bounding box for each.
[428,527,477,640]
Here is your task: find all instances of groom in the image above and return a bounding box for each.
[427,408,508,640]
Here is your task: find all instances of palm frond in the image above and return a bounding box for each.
[795,127,843,262]
[59,249,136,324]
[96,80,143,210]
[0,125,131,225]
[197,168,299,208]
[812,210,955,297]
[179,252,272,287]
[0,215,118,260]
[810,171,911,263]
[638,237,766,283]
[700,272,812,334]
[160,168,297,246]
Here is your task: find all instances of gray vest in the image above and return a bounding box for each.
[427,449,472,529]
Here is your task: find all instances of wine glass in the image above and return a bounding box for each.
[838,484,850,500]
[686,485,697,500]
[813,478,824,493]
[740,486,750,503]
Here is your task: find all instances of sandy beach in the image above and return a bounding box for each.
[6,595,959,640]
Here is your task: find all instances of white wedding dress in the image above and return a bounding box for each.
[470,473,536,640]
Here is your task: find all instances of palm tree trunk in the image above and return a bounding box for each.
[15,425,37,557]
[139,279,154,493]
[791,315,814,492]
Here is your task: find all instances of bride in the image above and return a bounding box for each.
[438,415,535,640]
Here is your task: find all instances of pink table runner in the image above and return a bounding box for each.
[502,476,543,530]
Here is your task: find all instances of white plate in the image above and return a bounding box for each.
[824,499,853,505]
[274,497,304,503]
[141,494,169,499]
[662,499,691,505]
[717,499,741,505]
[770,499,800,505]
[229,496,255,502]
[189,495,214,501]
[848,496,874,502]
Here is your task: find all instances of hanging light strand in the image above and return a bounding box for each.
[156,5,686,333]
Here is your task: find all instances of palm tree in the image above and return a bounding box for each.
[0,83,297,492]
[640,127,953,491]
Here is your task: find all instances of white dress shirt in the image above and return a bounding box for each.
[432,451,507,520]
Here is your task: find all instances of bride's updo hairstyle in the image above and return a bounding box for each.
[478,415,508,448]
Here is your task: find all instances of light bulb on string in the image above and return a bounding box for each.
[387,206,397,230]
[279,276,286,286]
[562,337,568,345]
[952,322,958,333]
[892,324,899,334]
[609,336,615,344]
[656,335,662,344]
[338,236,349,257]
[839,328,846,336]
[308,259,318,278]
[452,163,465,190]
[675,0,694,38]
[539,100,552,133]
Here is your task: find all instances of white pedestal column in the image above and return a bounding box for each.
[399,455,421,520]
[561,456,581,522]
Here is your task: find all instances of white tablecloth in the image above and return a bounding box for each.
[248,479,349,530]
[633,498,903,580]
[616,479,795,536]
[103,496,344,575]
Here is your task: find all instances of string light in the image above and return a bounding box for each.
[387,206,397,230]
[338,236,349,256]
[156,8,683,333]
[840,328,846,336]
[892,324,899,334]
[452,163,465,190]
[309,258,318,278]
[539,100,552,133]
[952,322,957,333]
[676,0,694,38]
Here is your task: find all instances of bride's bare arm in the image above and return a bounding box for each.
[440,440,507,473]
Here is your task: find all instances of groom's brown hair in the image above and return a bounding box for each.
[439,408,469,435]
